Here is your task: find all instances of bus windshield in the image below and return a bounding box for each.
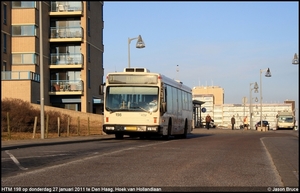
[278,116,294,123]
[105,86,159,112]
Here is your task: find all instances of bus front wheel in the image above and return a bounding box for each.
[162,123,171,140]
[115,134,124,139]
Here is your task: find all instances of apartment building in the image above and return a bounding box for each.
[192,86,295,129]
[1,1,104,113]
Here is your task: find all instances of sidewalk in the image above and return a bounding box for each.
[1,134,113,151]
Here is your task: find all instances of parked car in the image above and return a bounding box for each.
[255,121,270,130]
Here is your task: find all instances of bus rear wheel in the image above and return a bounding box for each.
[176,125,187,139]
[181,127,188,139]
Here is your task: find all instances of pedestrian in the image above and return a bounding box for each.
[205,114,212,130]
[243,116,248,130]
[231,115,235,130]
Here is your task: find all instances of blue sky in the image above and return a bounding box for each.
[103,1,299,115]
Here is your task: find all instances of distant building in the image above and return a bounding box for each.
[192,86,294,129]
[284,100,296,117]
[193,86,224,105]
[1,1,104,113]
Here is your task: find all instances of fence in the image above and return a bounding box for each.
[2,104,104,140]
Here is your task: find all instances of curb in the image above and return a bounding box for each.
[1,135,113,151]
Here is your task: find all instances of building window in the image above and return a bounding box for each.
[12,25,36,36]
[88,69,91,88]
[88,18,90,37]
[12,1,36,8]
[3,34,7,53]
[88,44,91,62]
[3,4,7,25]
[87,1,90,11]
[12,53,37,65]
[3,61,7,71]
[65,104,79,111]
[65,71,81,81]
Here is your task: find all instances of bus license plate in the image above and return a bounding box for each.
[125,126,136,131]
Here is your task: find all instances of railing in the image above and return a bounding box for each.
[50,27,83,39]
[1,71,40,82]
[50,80,83,92]
[50,53,83,65]
[50,1,83,12]
[12,1,36,8]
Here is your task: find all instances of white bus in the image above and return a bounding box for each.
[102,67,194,139]
[276,111,295,130]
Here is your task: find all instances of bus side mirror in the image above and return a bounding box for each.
[161,102,166,114]
[99,83,105,95]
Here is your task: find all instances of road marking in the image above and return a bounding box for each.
[293,170,299,180]
[5,150,28,170]
[2,141,171,180]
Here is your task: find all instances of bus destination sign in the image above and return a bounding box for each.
[108,75,158,84]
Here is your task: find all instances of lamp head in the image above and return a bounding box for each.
[265,68,271,77]
[254,82,259,90]
[292,53,299,65]
[136,35,145,48]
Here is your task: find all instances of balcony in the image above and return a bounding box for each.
[50,27,83,42]
[49,53,83,69]
[49,80,83,95]
[1,71,40,82]
[50,1,83,16]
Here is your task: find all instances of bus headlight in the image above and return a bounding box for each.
[106,126,114,130]
[137,126,147,131]
[147,127,157,131]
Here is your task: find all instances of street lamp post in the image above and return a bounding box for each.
[243,97,247,118]
[128,35,145,68]
[249,82,258,130]
[39,1,45,139]
[259,68,271,130]
[292,53,299,129]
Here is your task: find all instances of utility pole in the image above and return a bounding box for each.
[39,1,44,139]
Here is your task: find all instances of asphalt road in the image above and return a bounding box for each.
[1,128,299,192]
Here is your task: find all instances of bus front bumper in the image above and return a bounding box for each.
[103,125,161,135]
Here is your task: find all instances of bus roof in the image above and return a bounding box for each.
[106,67,192,93]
